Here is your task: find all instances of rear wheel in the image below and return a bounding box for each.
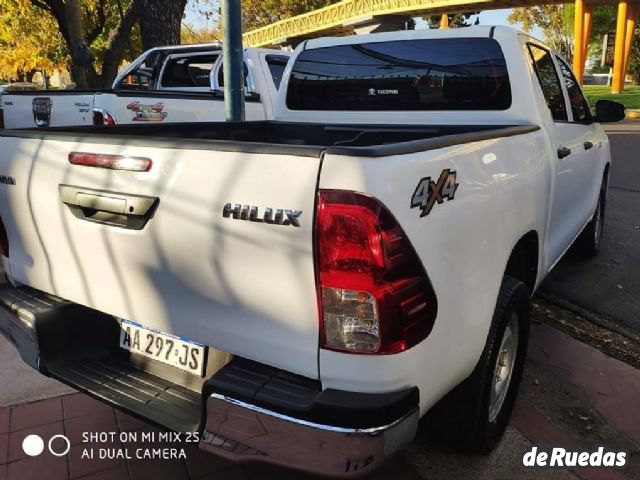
[576,177,607,257]
[426,276,530,452]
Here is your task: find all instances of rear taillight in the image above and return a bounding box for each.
[69,152,152,172]
[0,217,8,258]
[315,191,437,354]
[93,108,117,126]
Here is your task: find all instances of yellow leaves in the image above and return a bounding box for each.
[0,0,67,80]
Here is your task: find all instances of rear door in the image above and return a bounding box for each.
[554,55,602,217]
[0,135,322,378]
[526,43,592,265]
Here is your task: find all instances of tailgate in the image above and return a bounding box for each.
[0,135,322,378]
[2,93,95,128]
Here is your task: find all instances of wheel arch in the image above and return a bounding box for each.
[504,230,539,295]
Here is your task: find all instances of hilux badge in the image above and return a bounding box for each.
[222,203,302,227]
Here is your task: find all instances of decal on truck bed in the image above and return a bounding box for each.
[411,169,459,217]
[126,101,168,122]
[32,97,52,127]
[0,175,16,186]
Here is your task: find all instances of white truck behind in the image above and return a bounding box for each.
[0,26,625,476]
[0,44,290,128]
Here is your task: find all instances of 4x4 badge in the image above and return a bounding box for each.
[411,169,458,217]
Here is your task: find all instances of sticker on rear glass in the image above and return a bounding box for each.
[411,169,459,217]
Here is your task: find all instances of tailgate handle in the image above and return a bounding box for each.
[59,185,158,230]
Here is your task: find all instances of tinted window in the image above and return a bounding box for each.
[287,38,512,111]
[527,44,567,121]
[556,57,592,123]
[217,64,249,88]
[118,52,163,90]
[266,55,289,89]
[161,55,218,88]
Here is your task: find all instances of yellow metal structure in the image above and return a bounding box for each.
[612,0,628,93]
[622,4,638,85]
[243,0,581,47]
[573,0,585,81]
[582,4,593,70]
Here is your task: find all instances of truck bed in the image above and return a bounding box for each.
[1,121,539,157]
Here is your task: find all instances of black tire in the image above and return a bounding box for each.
[576,177,607,258]
[425,276,530,453]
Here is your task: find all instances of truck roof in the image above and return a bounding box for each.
[303,25,527,50]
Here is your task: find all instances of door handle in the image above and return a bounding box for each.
[59,184,158,230]
[557,146,572,159]
[584,141,594,151]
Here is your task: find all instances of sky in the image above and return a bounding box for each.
[184,4,544,39]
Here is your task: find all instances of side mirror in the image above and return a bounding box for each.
[595,100,625,123]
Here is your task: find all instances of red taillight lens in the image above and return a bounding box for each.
[93,109,117,126]
[69,152,152,172]
[316,191,437,354]
[0,217,8,258]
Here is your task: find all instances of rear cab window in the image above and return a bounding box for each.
[286,38,512,111]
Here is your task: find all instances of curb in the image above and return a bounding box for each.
[537,290,640,345]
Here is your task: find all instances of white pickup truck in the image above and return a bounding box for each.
[0,44,290,129]
[0,26,624,476]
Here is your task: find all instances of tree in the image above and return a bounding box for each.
[241,0,339,31]
[139,0,188,50]
[20,0,144,88]
[425,12,479,29]
[0,1,67,81]
[508,5,573,61]
[0,0,193,88]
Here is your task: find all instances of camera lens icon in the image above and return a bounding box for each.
[22,435,45,457]
[22,434,71,457]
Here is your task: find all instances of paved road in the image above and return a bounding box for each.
[542,119,640,331]
[2,319,638,480]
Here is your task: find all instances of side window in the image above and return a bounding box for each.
[527,44,568,121]
[160,55,218,89]
[265,55,289,90]
[556,57,592,123]
[117,52,162,90]
[217,64,249,89]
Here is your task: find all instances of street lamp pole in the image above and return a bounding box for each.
[222,0,245,121]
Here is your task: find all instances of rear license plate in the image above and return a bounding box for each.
[119,320,207,377]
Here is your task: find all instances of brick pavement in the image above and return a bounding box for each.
[0,324,638,480]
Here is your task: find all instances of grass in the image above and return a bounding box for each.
[583,85,640,109]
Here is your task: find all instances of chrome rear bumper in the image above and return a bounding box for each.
[200,392,419,477]
[0,283,419,476]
